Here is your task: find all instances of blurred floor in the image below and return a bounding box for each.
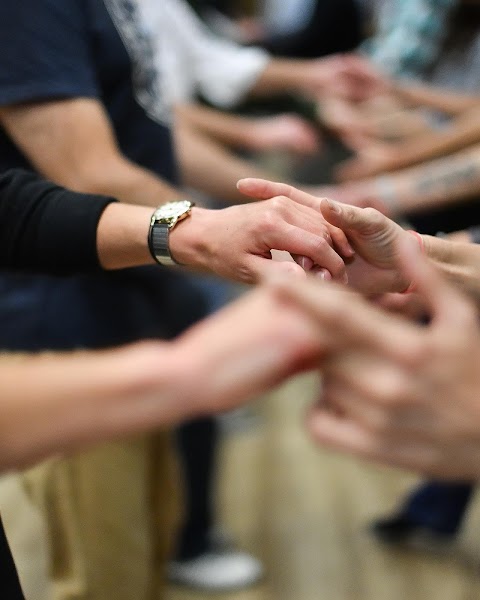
[169,374,480,600]
[4,373,480,600]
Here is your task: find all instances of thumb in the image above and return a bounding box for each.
[395,234,474,329]
[321,197,375,235]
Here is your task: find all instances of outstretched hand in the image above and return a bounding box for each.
[275,236,480,479]
[238,178,415,294]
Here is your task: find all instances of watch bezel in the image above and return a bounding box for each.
[149,200,195,266]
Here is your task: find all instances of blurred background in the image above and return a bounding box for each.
[3,1,480,599]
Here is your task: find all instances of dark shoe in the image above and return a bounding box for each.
[370,515,457,554]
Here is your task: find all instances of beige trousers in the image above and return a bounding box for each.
[22,433,182,600]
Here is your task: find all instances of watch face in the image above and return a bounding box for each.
[153,201,193,225]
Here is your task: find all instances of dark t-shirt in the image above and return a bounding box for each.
[0,2,181,596]
[0,0,178,182]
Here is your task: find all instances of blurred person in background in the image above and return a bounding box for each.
[145,0,383,205]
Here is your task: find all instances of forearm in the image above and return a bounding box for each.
[395,82,480,115]
[176,123,273,203]
[385,107,480,171]
[422,235,480,303]
[57,154,181,208]
[0,342,188,470]
[374,144,480,216]
[175,104,258,150]
[0,99,182,208]
[0,286,324,471]
[249,59,313,97]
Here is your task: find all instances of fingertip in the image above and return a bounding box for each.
[311,266,331,281]
[236,178,252,190]
[322,197,341,215]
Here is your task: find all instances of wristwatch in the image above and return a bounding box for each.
[148,200,195,266]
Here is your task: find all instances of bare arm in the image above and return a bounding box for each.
[174,119,274,203]
[0,98,180,206]
[176,103,263,150]
[0,284,324,470]
[175,103,319,155]
[250,55,384,101]
[332,143,480,217]
[336,106,480,181]
[395,81,480,116]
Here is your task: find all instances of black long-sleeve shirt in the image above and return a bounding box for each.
[0,169,116,275]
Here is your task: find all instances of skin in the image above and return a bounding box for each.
[0,97,354,284]
[175,104,320,155]
[250,54,385,103]
[238,178,480,300]
[0,282,325,471]
[276,238,480,480]
[315,143,480,219]
[333,96,480,183]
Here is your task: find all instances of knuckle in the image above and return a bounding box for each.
[370,373,411,406]
[270,196,289,213]
[258,209,279,233]
[362,206,383,225]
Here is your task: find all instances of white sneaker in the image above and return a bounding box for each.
[167,549,264,592]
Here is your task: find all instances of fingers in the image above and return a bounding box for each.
[274,277,421,362]
[236,183,354,258]
[320,197,378,235]
[395,234,477,331]
[249,255,307,283]
[272,222,348,283]
[292,255,316,273]
[237,178,322,211]
[307,409,448,478]
[329,224,355,258]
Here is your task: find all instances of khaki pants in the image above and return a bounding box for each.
[23,433,182,600]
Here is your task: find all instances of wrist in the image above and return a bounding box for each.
[168,207,212,271]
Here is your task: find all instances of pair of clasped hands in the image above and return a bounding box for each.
[202,177,480,480]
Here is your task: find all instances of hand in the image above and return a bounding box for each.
[319,197,413,294]
[373,291,429,322]
[169,200,354,284]
[307,181,391,215]
[334,140,402,182]
[248,114,321,156]
[237,178,413,294]
[277,237,480,480]
[299,54,387,102]
[173,282,327,417]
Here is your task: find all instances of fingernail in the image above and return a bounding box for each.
[314,268,331,280]
[299,256,314,271]
[326,199,340,213]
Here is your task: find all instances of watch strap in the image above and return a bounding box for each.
[148,222,176,266]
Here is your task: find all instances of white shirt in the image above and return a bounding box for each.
[140,0,270,108]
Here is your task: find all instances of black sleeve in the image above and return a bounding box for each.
[0,169,117,275]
